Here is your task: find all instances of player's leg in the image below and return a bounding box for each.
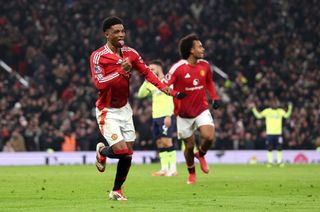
[152,118,168,176]
[183,135,196,184]
[97,103,135,201]
[161,137,177,176]
[108,104,137,200]
[95,107,110,172]
[195,125,214,173]
[162,116,177,176]
[266,135,273,167]
[177,116,196,184]
[276,136,284,167]
[152,138,169,176]
[194,110,215,174]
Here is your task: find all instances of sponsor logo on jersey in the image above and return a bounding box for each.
[200,70,205,77]
[94,65,102,73]
[185,85,204,91]
[185,73,191,78]
[193,79,199,86]
[111,134,118,140]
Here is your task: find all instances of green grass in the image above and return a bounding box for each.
[0,164,319,211]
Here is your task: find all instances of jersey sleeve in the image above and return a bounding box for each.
[252,107,265,119]
[206,64,218,100]
[137,81,151,98]
[90,52,121,90]
[164,65,177,86]
[130,50,166,91]
[282,104,293,118]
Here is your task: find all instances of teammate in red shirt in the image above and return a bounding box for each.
[165,34,220,184]
[90,16,184,201]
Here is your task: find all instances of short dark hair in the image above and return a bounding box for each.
[102,16,123,32]
[149,59,164,69]
[179,34,199,59]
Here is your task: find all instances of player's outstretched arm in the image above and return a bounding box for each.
[284,103,293,118]
[251,103,264,119]
[161,87,186,99]
[137,81,150,98]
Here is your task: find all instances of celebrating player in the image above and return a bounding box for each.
[250,99,293,167]
[89,16,184,201]
[164,34,220,184]
[137,60,177,177]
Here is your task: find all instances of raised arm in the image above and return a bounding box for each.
[283,103,293,118]
[250,103,264,119]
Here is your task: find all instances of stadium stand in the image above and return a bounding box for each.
[0,0,319,151]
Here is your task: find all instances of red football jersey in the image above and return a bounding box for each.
[165,59,218,118]
[90,44,167,109]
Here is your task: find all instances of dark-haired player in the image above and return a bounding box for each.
[164,34,220,184]
[89,16,184,200]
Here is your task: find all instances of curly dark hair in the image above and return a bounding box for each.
[178,33,199,59]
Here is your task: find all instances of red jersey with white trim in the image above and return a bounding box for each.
[164,59,218,118]
[90,44,167,109]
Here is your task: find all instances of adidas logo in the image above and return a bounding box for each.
[185,73,190,78]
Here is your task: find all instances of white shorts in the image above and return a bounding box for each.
[95,102,136,146]
[177,109,214,139]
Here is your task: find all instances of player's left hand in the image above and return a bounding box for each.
[121,58,132,73]
[212,100,221,110]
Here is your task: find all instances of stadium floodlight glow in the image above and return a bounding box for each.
[211,64,229,79]
[0,59,29,87]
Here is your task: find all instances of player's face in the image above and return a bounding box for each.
[191,40,205,59]
[105,24,126,48]
[149,64,164,79]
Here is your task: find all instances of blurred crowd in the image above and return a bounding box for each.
[0,0,319,152]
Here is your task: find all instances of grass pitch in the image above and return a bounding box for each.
[0,164,319,211]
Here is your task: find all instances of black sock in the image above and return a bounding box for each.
[113,157,132,191]
[187,164,195,174]
[198,147,206,157]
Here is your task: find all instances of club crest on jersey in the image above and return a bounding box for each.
[193,79,199,86]
[94,65,102,73]
[200,70,205,77]
[111,134,118,140]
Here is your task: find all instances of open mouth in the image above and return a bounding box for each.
[118,40,125,46]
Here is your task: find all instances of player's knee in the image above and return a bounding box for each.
[202,133,214,142]
[184,142,195,150]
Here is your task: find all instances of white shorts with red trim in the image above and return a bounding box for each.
[95,102,136,146]
[177,109,214,139]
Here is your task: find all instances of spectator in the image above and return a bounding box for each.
[0,0,319,151]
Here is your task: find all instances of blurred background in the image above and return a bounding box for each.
[0,0,319,153]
